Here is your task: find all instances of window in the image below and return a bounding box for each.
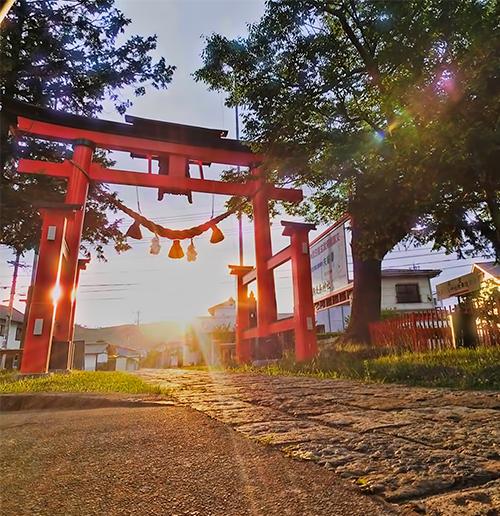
[395,283,421,304]
[15,326,23,341]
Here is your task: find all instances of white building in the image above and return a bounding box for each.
[0,305,24,369]
[315,269,442,334]
[187,297,236,365]
[83,342,140,371]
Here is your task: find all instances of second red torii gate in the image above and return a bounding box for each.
[4,99,317,373]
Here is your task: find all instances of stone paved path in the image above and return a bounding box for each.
[136,369,500,516]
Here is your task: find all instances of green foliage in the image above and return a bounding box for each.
[140,349,161,369]
[0,0,175,259]
[409,2,500,259]
[317,332,342,341]
[210,322,235,343]
[0,370,169,394]
[185,325,201,354]
[380,309,400,321]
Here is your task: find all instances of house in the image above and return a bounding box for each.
[114,346,140,371]
[187,297,237,365]
[84,342,113,371]
[83,342,140,371]
[149,341,185,368]
[0,305,24,370]
[473,262,500,294]
[315,269,442,333]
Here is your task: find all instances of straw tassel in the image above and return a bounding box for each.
[168,239,184,259]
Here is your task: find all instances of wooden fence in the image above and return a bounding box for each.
[369,298,500,351]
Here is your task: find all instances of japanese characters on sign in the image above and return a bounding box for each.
[436,272,482,301]
[310,223,349,302]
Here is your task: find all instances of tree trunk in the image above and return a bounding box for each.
[344,221,382,343]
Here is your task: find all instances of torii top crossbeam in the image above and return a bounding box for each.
[4,98,301,202]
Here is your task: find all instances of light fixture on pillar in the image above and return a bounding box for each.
[168,239,184,259]
[125,220,143,240]
[210,225,224,243]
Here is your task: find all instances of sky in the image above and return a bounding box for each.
[0,0,483,328]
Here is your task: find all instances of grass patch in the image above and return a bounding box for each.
[0,370,169,395]
[231,345,500,390]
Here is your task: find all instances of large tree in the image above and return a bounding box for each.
[0,0,175,259]
[195,0,498,342]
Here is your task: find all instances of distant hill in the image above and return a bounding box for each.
[74,321,184,351]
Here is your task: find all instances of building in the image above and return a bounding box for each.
[315,269,442,333]
[0,305,24,370]
[114,345,141,371]
[150,341,185,368]
[473,262,500,294]
[310,217,444,332]
[83,342,140,371]
[187,297,236,365]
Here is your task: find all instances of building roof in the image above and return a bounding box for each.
[0,305,24,323]
[114,346,141,357]
[84,343,110,355]
[474,261,500,279]
[151,341,184,351]
[207,297,235,316]
[381,269,442,279]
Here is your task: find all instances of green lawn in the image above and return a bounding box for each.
[235,346,500,390]
[0,370,169,395]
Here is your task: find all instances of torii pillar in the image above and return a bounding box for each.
[20,205,79,373]
[251,167,278,356]
[54,140,94,345]
[21,140,94,374]
[54,139,95,368]
[282,221,317,361]
[229,265,254,363]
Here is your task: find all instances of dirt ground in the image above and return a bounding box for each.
[1,401,396,516]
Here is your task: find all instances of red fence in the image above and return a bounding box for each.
[369,298,500,351]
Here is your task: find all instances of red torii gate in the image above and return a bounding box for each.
[4,100,317,374]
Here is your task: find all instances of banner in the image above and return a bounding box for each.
[310,222,349,302]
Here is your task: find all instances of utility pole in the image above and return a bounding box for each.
[2,252,21,349]
[19,250,38,350]
[235,104,244,266]
[135,310,142,350]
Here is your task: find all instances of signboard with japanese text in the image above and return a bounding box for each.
[436,272,482,300]
[310,222,349,302]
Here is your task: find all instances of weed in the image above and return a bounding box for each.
[255,434,275,445]
[230,346,500,390]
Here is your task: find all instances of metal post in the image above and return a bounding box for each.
[235,105,244,266]
[1,252,20,349]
